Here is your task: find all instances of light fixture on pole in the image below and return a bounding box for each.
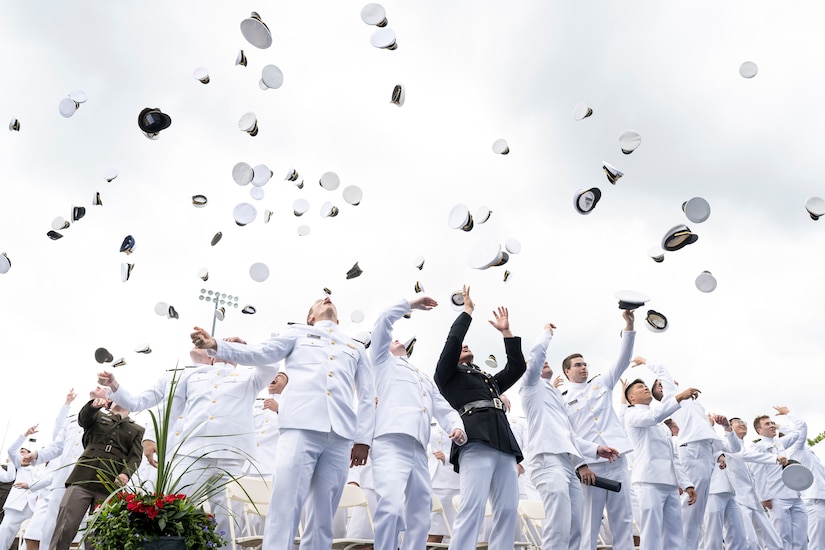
[199,288,240,336]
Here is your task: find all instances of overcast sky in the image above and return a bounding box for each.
[1,1,824,456]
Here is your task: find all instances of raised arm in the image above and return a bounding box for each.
[192,327,297,366]
[369,299,410,364]
[434,285,474,391]
[524,325,555,388]
[602,310,636,390]
[490,307,526,392]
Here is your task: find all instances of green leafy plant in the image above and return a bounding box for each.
[85,367,245,549]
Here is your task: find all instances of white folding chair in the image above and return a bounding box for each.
[426,494,452,549]
[226,475,272,549]
[330,484,374,550]
[517,499,545,549]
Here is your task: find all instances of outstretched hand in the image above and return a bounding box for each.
[410,296,438,311]
[488,307,513,337]
[461,285,475,315]
[191,327,218,350]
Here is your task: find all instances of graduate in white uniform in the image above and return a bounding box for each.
[747,409,808,550]
[245,372,288,478]
[726,418,783,550]
[22,389,80,550]
[520,322,604,550]
[101,344,276,550]
[369,296,465,550]
[561,310,634,550]
[428,420,461,543]
[624,379,700,550]
[781,410,825,550]
[191,295,376,550]
[0,428,45,550]
[634,358,721,550]
[702,415,746,550]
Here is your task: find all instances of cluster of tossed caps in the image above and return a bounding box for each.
[47,205,86,241]
[447,203,494,232]
[614,291,669,334]
[361,4,397,50]
[94,347,126,367]
[58,90,87,118]
[468,238,521,271]
[119,235,136,282]
[290,171,364,237]
[233,161,274,202]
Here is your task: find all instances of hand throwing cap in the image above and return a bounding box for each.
[615,290,650,310]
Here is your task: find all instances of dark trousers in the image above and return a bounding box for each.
[49,485,106,550]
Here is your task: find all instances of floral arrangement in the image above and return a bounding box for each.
[86,367,232,550]
[91,490,224,549]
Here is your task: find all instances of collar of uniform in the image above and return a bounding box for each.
[314,320,338,330]
[566,380,587,391]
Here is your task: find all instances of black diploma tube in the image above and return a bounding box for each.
[577,472,622,493]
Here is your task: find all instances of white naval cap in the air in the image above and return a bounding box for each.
[240,12,273,49]
[682,197,711,224]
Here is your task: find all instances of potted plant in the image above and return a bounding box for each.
[86,370,231,550]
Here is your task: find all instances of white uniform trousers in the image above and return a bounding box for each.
[769,497,807,550]
[372,433,432,550]
[678,440,714,550]
[431,487,459,537]
[262,429,351,550]
[175,455,244,550]
[23,489,51,541]
[740,506,783,550]
[581,455,634,550]
[805,498,825,550]
[0,507,34,550]
[449,442,518,550]
[635,482,684,550]
[527,452,583,550]
[704,492,747,550]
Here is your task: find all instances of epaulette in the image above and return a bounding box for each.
[562,390,568,396]
[752,438,762,443]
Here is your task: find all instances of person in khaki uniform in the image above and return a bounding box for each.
[49,395,144,550]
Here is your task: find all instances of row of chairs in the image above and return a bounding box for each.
[223,476,553,550]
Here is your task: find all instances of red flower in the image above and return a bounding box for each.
[163,495,176,504]
[146,507,159,519]
[155,498,164,509]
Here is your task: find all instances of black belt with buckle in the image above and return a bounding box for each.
[458,398,504,416]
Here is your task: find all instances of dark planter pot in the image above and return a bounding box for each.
[139,536,187,550]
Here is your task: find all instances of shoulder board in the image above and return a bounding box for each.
[561,390,568,396]
[752,438,762,443]
[587,374,601,383]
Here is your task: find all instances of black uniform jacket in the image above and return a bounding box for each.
[434,312,525,472]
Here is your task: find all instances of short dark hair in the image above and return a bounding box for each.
[663,418,674,428]
[561,353,583,377]
[624,378,646,403]
[729,417,742,424]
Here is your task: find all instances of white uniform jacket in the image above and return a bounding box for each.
[3,435,44,512]
[370,299,463,448]
[519,329,586,466]
[115,363,275,458]
[211,320,375,445]
[745,416,805,501]
[783,415,825,500]
[564,330,636,461]
[708,431,744,495]
[624,396,690,487]
[648,363,719,444]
